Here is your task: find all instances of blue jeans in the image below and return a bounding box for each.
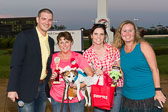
[51,97,85,112]
[94,87,122,112]
[18,80,47,112]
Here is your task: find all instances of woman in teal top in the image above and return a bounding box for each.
[113,20,166,112]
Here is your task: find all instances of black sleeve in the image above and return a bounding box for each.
[7,32,26,92]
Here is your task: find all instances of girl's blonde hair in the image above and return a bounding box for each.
[113,20,142,49]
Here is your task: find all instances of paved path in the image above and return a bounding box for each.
[0,79,53,112]
[0,77,168,112]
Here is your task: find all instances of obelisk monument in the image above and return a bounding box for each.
[95,0,113,44]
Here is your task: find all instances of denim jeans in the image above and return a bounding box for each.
[94,87,122,112]
[18,80,47,112]
[51,97,85,112]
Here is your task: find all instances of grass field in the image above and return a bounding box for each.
[0,37,168,112]
[0,37,168,78]
[0,49,11,78]
[144,37,168,47]
[157,55,168,74]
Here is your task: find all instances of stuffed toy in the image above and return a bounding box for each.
[109,66,122,87]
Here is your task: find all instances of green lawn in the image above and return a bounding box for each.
[157,55,168,74]
[0,50,167,78]
[0,37,168,78]
[0,49,11,78]
[144,37,168,46]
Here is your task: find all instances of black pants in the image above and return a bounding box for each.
[119,96,163,112]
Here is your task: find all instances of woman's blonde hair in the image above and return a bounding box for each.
[113,20,142,49]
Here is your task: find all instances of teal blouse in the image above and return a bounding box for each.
[120,43,155,100]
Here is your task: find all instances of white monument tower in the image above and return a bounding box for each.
[95,0,113,44]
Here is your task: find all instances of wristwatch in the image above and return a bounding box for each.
[155,88,162,91]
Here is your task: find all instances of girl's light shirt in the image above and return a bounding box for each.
[83,43,123,87]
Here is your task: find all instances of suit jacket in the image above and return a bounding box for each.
[7,28,54,103]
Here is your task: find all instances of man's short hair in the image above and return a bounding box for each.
[38,8,53,17]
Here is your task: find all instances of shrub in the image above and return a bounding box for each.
[0,38,16,48]
[0,38,10,48]
[9,37,16,48]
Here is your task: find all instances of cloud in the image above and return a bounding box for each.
[0,15,15,18]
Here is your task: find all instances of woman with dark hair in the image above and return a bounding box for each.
[50,31,94,112]
[113,20,166,112]
[83,24,123,112]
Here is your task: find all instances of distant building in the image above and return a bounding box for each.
[0,17,36,38]
[150,26,156,31]
[165,26,168,31]
[156,24,164,31]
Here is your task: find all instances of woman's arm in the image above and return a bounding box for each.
[78,66,94,89]
[141,41,166,107]
[83,66,94,77]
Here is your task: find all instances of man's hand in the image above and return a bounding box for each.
[8,91,18,102]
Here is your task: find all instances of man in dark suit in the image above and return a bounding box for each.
[7,8,55,112]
